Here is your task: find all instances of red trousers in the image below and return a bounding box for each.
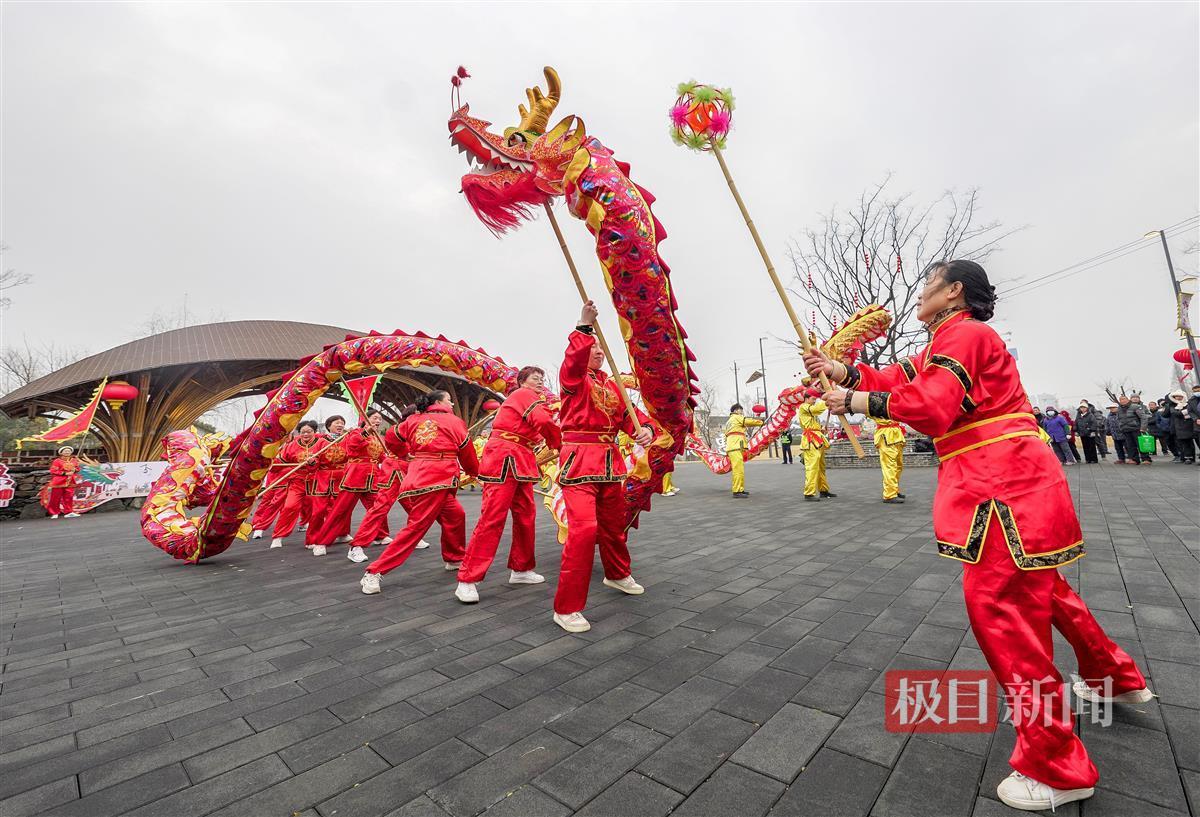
[458,478,537,583]
[43,486,75,516]
[553,482,631,615]
[366,488,466,576]
[251,484,287,530]
[271,481,309,539]
[964,522,1145,790]
[313,489,378,546]
[352,481,405,547]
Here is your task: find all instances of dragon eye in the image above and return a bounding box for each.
[507,133,527,146]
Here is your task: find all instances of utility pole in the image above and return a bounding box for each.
[1149,229,1200,385]
[732,361,741,407]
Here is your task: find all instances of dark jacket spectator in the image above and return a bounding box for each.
[1042,412,1070,442]
[1076,404,1103,463]
[1116,400,1144,433]
[1105,408,1122,439]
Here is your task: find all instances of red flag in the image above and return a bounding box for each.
[17,378,107,449]
[340,375,381,418]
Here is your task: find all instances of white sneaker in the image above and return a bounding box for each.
[444,561,462,571]
[553,611,591,633]
[251,529,264,539]
[455,582,479,604]
[312,545,327,556]
[996,771,1093,811]
[269,538,283,549]
[64,513,80,518]
[334,535,352,544]
[509,570,545,585]
[663,490,678,497]
[375,536,393,545]
[416,540,431,549]
[1071,679,1155,704]
[603,575,644,595]
[49,514,59,519]
[347,546,368,563]
[360,572,381,595]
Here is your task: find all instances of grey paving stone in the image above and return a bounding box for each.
[318,739,484,817]
[792,660,879,717]
[279,700,423,773]
[826,691,912,768]
[385,794,453,817]
[124,754,292,817]
[329,668,450,721]
[460,689,582,756]
[184,708,341,782]
[672,762,786,817]
[871,738,982,817]
[370,696,506,767]
[631,675,735,736]
[409,665,517,715]
[1081,717,1189,811]
[637,710,757,795]
[545,682,660,745]
[534,721,668,808]
[715,666,809,724]
[0,776,78,817]
[209,745,388,817]
[701,641,784,685]
[52,764,191,817]
[478,785,570,817]
[574,772,683,817]
[731,703,839,782]
[428,730,577,817]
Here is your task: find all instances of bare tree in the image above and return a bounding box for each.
[136,295,227,338]
[787,175,1022,365]
[1,338,87,394]
[692,378,721,446]
[0,244,31,309]
[1100,378,1137,402]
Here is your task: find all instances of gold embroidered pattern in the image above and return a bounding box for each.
[992,500,1085,570]
[412,419,439,446]
[899,358,918,381]
[588,377,620,418]
[936,501,991,564]
[960,394,977,414]
[867,392,891,420]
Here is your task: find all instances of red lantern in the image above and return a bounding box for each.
[752,403,767,415]
[101,380,139,410]
[482,399,502,413]
[1174,349,1193,365]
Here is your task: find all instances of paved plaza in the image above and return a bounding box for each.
[1,459,1197,817]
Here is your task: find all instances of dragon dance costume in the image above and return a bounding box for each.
[554,328,652,616]
[844,309,1146,790]
[796,398,832,497]
[723,413,763,494]
[271,436,326,540]
[351,426,410,548]
[365,404,479,577]
[873,419,906,501]
[458,386,562,584]
[312,427,386,548]
[43,454,80,516]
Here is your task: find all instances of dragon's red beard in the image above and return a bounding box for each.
[461,170,550,235]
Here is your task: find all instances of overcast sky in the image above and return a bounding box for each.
[4,2,1198,417]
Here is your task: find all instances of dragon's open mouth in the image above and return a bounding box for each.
[448,105,534,176]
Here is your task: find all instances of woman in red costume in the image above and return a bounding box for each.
[43,446,82,518]
[806,259,1150,812]
[311,411,387,559]
[454,366,562,604]
[268,420,324,548]
[359,390,479,596]
[251,441,295,539]
[551,301,654,634]
[350,405,436,561]
[302,415,347,549]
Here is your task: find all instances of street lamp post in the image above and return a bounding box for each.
[732,361,741,408]
[1147,230,1200,385]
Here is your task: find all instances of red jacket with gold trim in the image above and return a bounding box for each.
[49,457,80,488]
[479,386,562,483]
[280,437,325,494]
[338,428,385,492]
[556,329,651,485]
[843,310,1082,568]
[310,434,346,496]
[392,405,479,499]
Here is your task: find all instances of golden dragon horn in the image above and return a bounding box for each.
[517,66,561,134]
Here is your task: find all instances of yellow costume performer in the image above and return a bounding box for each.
[797,391,835,500]
[724,406,763,497]
[873,419,906,502]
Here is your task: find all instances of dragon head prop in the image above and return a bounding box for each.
[449,66,587,234]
